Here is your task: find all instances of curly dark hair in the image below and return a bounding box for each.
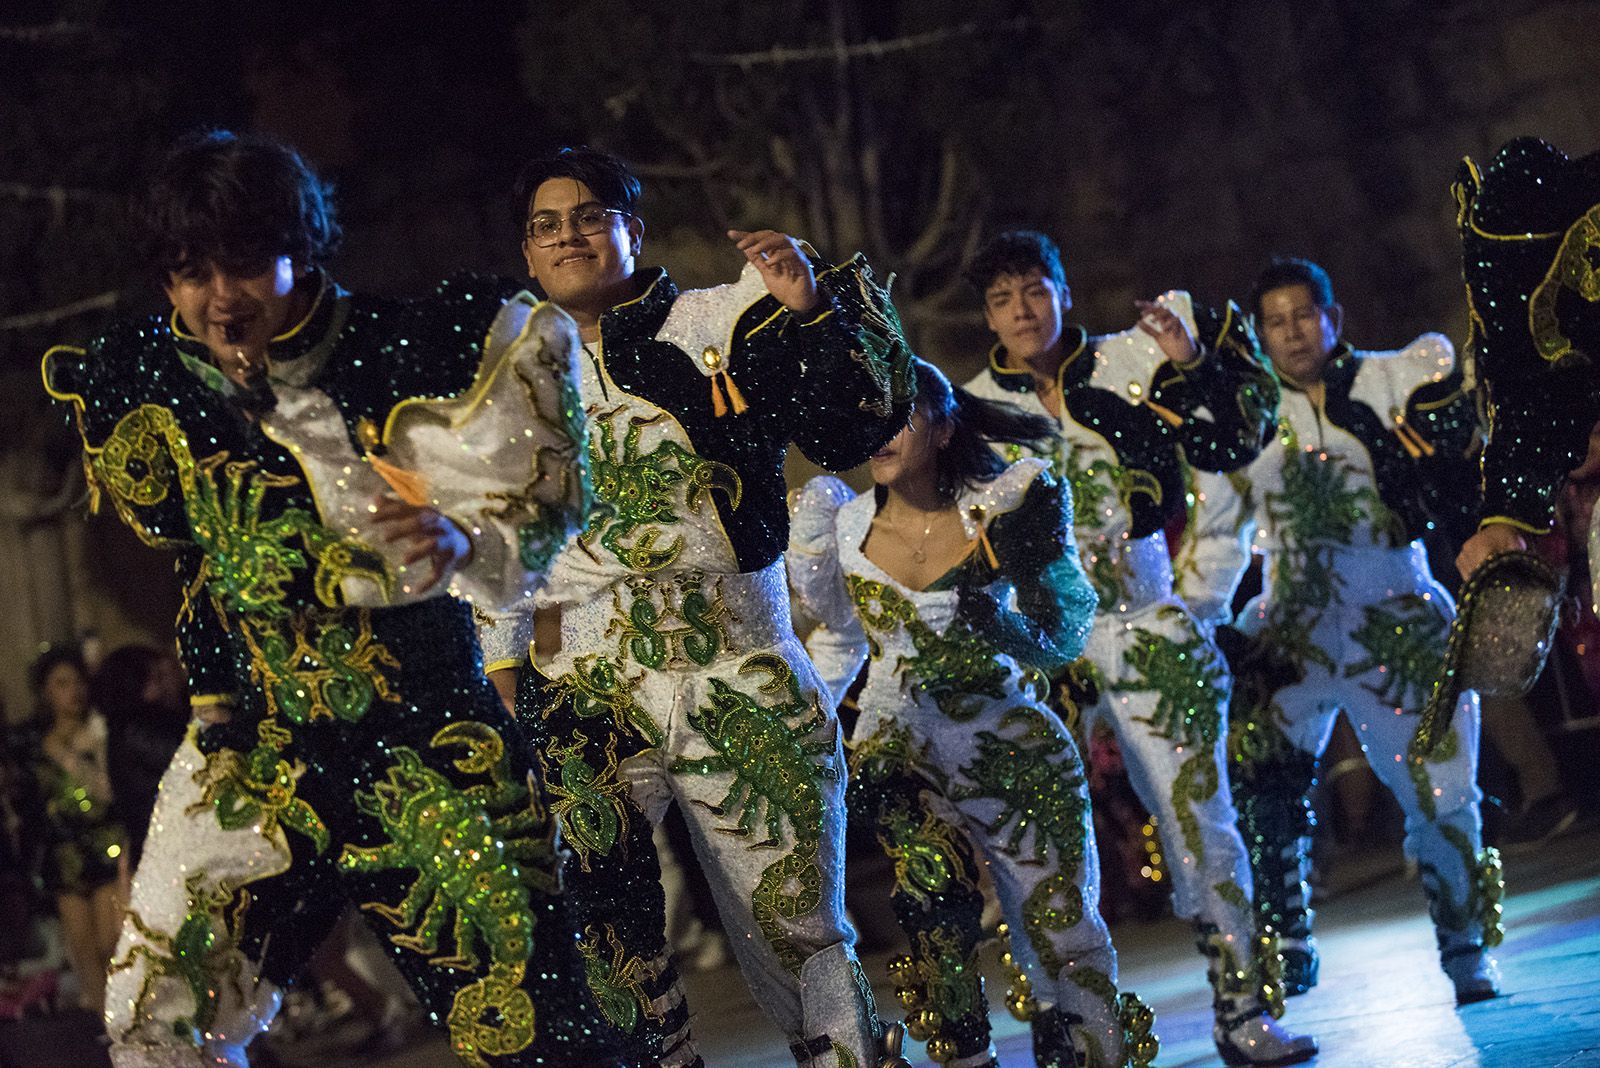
[511,145,642,228]
[1247,256,1336,320]
[911,358,1056,499]
[962,229,1070,304]
[138,128,341,279]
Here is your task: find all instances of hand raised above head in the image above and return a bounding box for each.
[729,229,821,315]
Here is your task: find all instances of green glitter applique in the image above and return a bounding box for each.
[877,800,972,906]
[192,719,329,853]
[546,654,664,748]
[543,729,631,871]
[94,404,393,615]
[1115,614,1227,748]
[578,923,662,1034]
[341,722,555,1068]
[847,574,1007,721]
[239,611,401,726]
[1346,594,1448,709]
[1172,751,1221,864]
[1022,872,1087,975]
[110,876,248,1048]
[582,406,741,572]
[606,571,732,668]
[670,653,837,973]
[952,707,1087,866]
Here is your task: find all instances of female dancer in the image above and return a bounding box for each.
[789,361,1155,1068]
[20,647,127,1013]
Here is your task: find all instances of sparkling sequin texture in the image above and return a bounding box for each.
[45,273,626,1064]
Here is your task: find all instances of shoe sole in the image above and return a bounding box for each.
[1218,1044,1319,1066]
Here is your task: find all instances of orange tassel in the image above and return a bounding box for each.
[968,507,1000,568]
[710,374,729,418]
[1144,399,1184,427]
[721,370,750,415]
[368,453,430,506]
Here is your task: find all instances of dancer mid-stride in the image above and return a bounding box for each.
[790,360,1157,1068]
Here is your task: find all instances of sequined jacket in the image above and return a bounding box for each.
[480,256,915,668]
[1176,335,1479,619]
[789,459,1097,712]
[42,274,589,706]
[963,291,1277,615]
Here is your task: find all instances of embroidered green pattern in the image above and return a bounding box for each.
[1116,615,1227,748]
[846,574,1007,721]
[192,719,329,853]
[951,707,1087,867]
[1346,594,1449,709]
[577,924,661,1034]
[1172,751,1221,864]
[582,406,741,572]
[670,653,837,973]
[95,405,392,616]
[546,654,664,748]
[606,571,732,668]
[240,611,401,726]
[877,800,971,906]
[109,875,249,1047]
[341,722,555,1068]
[1022,872,1087,975]
[543,729,630,871]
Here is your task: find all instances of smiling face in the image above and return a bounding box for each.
[163,255,308,365]
[869,405,951,491]
[982,267,1070,364]
[1257,283,1343,387]
[521,178,642,316]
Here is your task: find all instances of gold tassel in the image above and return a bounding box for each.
[1144,399,1184,427]
[720,370,750,415]
[968,507,1000,568]
[368,453,431,506]
[710,374,729,418]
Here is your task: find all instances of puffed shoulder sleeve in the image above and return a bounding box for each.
[778,254,917,471]
[1151,300,1280,474]
[387,296,593,612]
[971,465,1099,670]
[787,475,870,706]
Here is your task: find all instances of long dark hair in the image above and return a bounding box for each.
[912,358,1055,499]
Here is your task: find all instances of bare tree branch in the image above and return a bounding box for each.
[689,16,1036,69]
[0,291,119,331]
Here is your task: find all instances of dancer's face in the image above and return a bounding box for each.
[869,404,950,489]
[521,178,642,312]
[1257,283,1343,388]
[164,256,306,365]
[983,268,1069,363]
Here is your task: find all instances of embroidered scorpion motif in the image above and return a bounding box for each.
[340,721,558,1067]
[545,654,663,748]
[1346,593,1448,708]
[847,575,1007,721]
[952,707,1087,867]
[876,799,970,907]
[671,652,839,971]
[94,404,391,614]
[582,406,741,572]
[1116,611,1228,748]
[192,718,328,852]
[239,611,401,726]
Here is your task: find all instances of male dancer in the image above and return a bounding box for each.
[480,147,915,1067]
[961,231,1316,1065]
[43,130,609,1067]
[1193,257,1501,1003]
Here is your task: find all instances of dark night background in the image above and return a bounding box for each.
[3,0,1600,715]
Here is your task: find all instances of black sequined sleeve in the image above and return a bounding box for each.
[1407,367,1482,544]
[780,254,916,471]
[1480,370,1597,530]
[1148,300,1280,475]
[383,272,523,400]
[957,470,1098,671]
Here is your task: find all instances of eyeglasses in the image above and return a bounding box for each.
[524,205,630,247]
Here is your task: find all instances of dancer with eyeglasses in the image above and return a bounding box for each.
[480,146,917,1068]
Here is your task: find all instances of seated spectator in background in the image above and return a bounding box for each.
[18,647,126,1015]
[93,645,188,876]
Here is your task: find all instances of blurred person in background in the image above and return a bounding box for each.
[18,647,126,1015]
[93,645,188,878]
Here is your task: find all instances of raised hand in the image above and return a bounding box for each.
[729,229,822,315]
[1135,298,1199,364]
